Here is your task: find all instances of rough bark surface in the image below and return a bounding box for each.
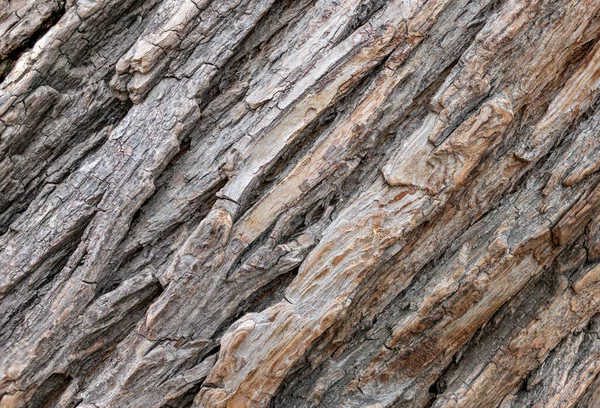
[1,0,600,407]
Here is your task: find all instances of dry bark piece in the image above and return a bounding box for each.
[1,0,600,407]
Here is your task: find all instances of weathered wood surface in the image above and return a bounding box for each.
[1,0,600,407]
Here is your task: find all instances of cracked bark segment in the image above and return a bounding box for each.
[0,0,64,60]
[514,315,600,408]
[146,207,233,339]
[433,259,600,408]
[381,96,513,193]
[196,92,516,407]
[218,0,454,206]
[0,0,276,401]
[577,371,600,408]
[197,1,600,406]
[426,0,531,141]
[243,0,366,110]
[0,87,191,404]
[3,85,186,408]
[2,0,600,407]
[328,85,600,408]
[0,0,158,233]
[111,0,276,103]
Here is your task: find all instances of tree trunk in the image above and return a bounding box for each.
[1,0,600,407]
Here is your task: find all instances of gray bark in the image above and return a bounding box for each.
[1,0,600,407]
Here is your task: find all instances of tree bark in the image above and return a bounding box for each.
[1,0,600,407]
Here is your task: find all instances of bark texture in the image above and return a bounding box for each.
[1,0,600,407]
